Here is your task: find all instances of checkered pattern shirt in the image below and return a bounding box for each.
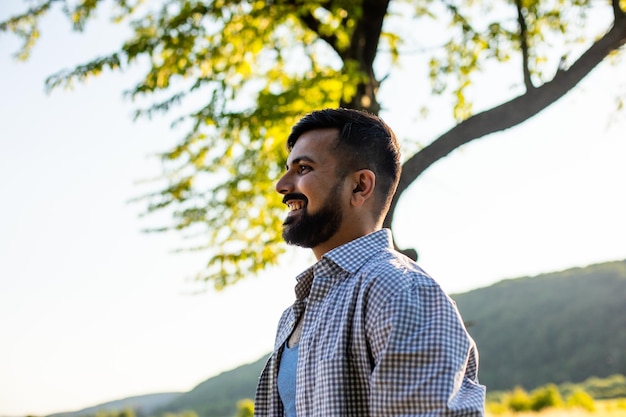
[254,229,485,416]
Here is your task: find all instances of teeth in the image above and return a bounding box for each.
[287,201,304,211]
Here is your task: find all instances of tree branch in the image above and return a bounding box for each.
[515,0,534,90]
[298,10,342,55]
[281,0,345,57]
[384,16,626,244]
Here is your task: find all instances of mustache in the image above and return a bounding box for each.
[282,193,308,205]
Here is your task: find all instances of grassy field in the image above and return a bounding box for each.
[486,399,626,416]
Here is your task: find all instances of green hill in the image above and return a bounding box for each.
[453,259,626,391]
[45,393,182,417]
[153,356,267,417]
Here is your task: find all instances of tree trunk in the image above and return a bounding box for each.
[339,0,391,114]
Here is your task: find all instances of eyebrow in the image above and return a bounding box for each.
[285,156,316,170]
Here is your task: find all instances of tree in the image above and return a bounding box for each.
[505,385,532,412]
[530,383,563,411]
[565,388,596,412]
[234,399,255,417]
[2,0,625,288]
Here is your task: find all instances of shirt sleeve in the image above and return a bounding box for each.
[366,282,485,416]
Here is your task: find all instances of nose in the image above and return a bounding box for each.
[276,171,293,195]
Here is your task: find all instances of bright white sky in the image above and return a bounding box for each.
[1,2,625,416]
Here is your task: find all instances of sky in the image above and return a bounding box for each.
[1,2,626,416]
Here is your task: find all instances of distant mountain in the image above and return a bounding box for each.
[153,356,267,417]
[46,393,182,417]
[46,259,626,417]
[453,259,626,391]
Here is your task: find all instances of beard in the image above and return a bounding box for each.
[282,182,343,248]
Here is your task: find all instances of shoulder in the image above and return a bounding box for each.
[360,247,437,293]
[355,248,458,318]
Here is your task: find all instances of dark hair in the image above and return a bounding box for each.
[287,108,401,215]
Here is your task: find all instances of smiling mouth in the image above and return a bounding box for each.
[283,194,308,215]
[282,196,307,226]
[287,200,305,212]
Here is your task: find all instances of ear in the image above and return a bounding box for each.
[349,169,376,207]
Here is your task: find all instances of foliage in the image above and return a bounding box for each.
[530,384,563,411]
[233,399,254,417]
[2,0,626,288]
[487,372,626,414]
[163,412,199,417]
[453,260,626,391]
[89,409,138,417]
[486,399,626,417]
[611,398,626,410]
[491,384,593,413]
[505,386,532,412]
[566,388,596,412]
[576,374,626,400]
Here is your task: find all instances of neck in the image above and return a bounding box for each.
[311,225,379,260]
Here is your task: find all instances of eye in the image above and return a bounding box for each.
[297,164,312,174]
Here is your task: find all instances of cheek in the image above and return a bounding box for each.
[300,187,320,210]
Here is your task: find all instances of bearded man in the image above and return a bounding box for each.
[254,108,486,417]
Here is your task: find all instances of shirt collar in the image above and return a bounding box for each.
[323,228,394,274]
[293,229,394,300]
[294,266,315,300]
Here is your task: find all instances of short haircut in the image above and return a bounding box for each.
[287,108,401,216]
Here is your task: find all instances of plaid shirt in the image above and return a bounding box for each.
[255,229,485,416]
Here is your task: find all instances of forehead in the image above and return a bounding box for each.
[287,128,339,165]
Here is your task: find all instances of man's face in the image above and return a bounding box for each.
[281,180,344,248]
[276,129,348,248]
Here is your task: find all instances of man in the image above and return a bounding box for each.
[254,108,485,416]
